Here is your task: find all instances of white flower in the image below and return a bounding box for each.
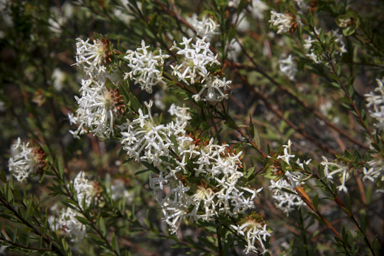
[269,11,297,34]
[52,68,66,91]
[58,208,87,242]
[338,18,351,28]
[120,101,176,166]
[186,14,219,41]
[277,140,295,164]
[269,179,304,215]
[279,55,298,80]
[250,0,268,20]
[228,0,240,7]
[306,50,321,63]
[73,172,99,207]
[69,83,125,139]
[321,156,351,192]
[8,138,45,182]
[294,0,310,11]
[124,40,169,93]
[232,12,250,33]
[227,38,242,61]
[365,79,384,130]
[168,104,192,125]
[332,29,347,56]
[304,36,315,51]
[110,179,131,202]
[171,37,220,84]
[231,221,271,254]
[0,101,6,112]
[75,38,109,76]
[192,75,231,102]
[112,7,133,25]
[362,153,384,187]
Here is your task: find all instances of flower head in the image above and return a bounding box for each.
[170,37,220,84]
[279,55,298,81]
[8,138,46,182]
[186,14,219,41]
[124,40,169,93]
[269,11,300,34]
[231,216,271,254]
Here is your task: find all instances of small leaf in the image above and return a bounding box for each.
[99,217,107,237]
[313,194,319,211]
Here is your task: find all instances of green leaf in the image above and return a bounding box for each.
[360,213,367,234]
[111,233,121,255]
[99,217,107,237]
[252,123,261,150]
[129,93,141,112]
[171,135,179,155]
[313,194,319,211]
[281,188,297,195]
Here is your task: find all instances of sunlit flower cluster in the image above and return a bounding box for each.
[120,101,181,167]
[170,37,231,102]
[231,216,271,254]
[269,11,298,34]
[321,157,351,193]
[124,40,169,93]
[170,37,220,84]
[69,38,125,139]
[8,138,45,182]
[192,75,231,102]
[186,14,219,41]
[73,171,100,207]
[365,78,384,130]
[119,102,263,235]
[58,208,87,242]
[268,141,308,215]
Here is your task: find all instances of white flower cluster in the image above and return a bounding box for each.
[231,220,271,254]
[110,179,131,201]
[124,40,169,93]
[58,208,87,242]
[120,102,262,234]
[279,55,298,81]
[365,78,384,130]
[269,141,308,215]
[50,172,99,241]
[8,138,45,182]
[69,38,126,139]
[120,101,182,167]
[171,37,230,102]
[150,138,263,234]
[171,37,220,84]
[304,28,347,64]
[192,75,231,102]
[321,157,351,193]
[186,14,219,41]
[269,11,297,34]
[332,29,347,56]
[75,38,108,79]
[73,171,99,207]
